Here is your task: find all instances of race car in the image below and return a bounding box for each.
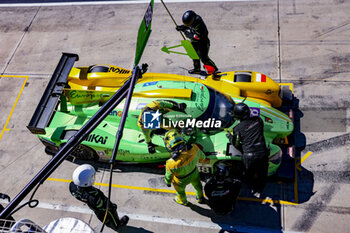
[27,53,295,178]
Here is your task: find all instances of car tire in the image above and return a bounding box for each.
[58,143,98,161]
[71,144,98,160]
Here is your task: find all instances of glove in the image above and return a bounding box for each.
[0,193,11,202]
[184,30,193,39]
[226,132,233,142]
[148,142,156,154]
[141,63,148,74]
[164,178,171,187]
[176,25,187,31]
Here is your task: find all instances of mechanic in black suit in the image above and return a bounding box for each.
[176,10,218,75]
[227,103,269,194]
[69,164,129,231]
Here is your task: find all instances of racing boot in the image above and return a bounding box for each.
[174,196,188,206]
[118,215,129,228]
[188,59,201,74]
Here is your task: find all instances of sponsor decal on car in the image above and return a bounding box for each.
[249,107,260,117]
[109,110,122,117]
[84,134,108,145]
[108,66,131,74]
[142,81,158,87]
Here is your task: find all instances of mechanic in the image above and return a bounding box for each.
[176,10,218,75]
[0,193,15,230]
[226,103,269,194]
[69,164,129,231]
[204,163,241,215]
[138,100,186,154]
[164,129,205,206]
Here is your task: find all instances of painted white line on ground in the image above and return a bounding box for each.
[0,0,269,8]
[0,200,299,233]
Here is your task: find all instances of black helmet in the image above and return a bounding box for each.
[182,10,196,26]
[214,163,229,182]
[233,103,250,120]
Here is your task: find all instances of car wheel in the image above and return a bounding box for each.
[71,144,98,160]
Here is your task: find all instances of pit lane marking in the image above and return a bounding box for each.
[47,177,299,206]
[0,75,28,141]
[296,151,313,171]
[0,0,267,7]
[299,151,313,165]
[0,199,300,233]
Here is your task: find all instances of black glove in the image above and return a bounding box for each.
[226,132,236,146]
[176,25,188,31]
[183,30,193,39]
[148,142,156,154]
[141,63,148,74]
[0,193,11,202]
[226,132,233,141]
[165,181,171,187]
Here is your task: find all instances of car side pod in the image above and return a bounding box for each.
[27,53,79,135]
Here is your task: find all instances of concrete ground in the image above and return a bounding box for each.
[0,0,349,232]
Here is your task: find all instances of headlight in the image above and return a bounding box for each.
[269,148,282,165]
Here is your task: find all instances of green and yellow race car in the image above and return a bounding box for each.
[27,53,296,178]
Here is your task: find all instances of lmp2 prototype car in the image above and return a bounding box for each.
[27,53,295,178]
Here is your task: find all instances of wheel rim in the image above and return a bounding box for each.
[71,145,96,160]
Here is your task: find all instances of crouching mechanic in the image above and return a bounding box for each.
[164,129,205,205]
[138,100,187,154]
[176,10,218,75]
[227,103,269,194]
[204,163,241,215]
[69,164,129,231]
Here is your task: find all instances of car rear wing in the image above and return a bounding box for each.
[27,53,79,134]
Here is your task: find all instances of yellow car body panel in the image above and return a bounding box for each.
[68,66,283,107]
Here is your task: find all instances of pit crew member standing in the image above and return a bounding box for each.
[69,164,129,231]
[227,103,269,194]
[138,100,186,154]
[164,129,205,205]
[176,10,218,75]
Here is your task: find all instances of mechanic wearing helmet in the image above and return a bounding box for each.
[204,163,241,215]
[176,10,218,75]
[69,164,129,231]
[138,100,187,154]
[227,103,269,194]
[164,129,205,206]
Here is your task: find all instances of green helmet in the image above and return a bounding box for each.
[164,129,185,152]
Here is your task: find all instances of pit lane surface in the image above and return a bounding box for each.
[0,0,350,232]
